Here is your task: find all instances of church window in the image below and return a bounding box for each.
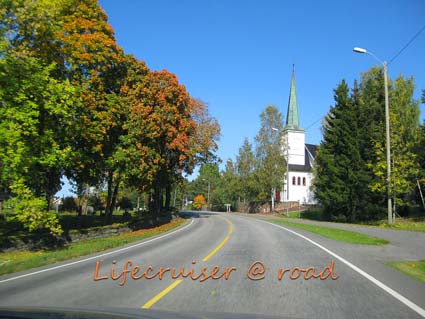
[303,177,306,186]
[292,176,296,185]
[297,177,301,185]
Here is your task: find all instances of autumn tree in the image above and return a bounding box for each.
[54,0,128,222]
[123,69,195,215]
[193,194,207,210]
[0,0,221,230]
[188,99,221,165]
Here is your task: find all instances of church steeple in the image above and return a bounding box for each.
[285,65,301,130]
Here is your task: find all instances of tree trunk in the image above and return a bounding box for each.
[173,188,177,208]
[45,193,53,211]
[151,183,163,216]
[81,183,90,215]
[104,172,114,224]
[108,178,120,224]
[165,185,171,212]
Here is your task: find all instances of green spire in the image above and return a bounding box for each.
[285,65,301,130]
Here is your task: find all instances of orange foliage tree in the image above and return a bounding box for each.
[123,69,195,214]
[193,195,207,210]
[1,0,221,230]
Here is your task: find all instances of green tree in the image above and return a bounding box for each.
[254,105,286,210]
[314,80,370,221]
[315,68,423,221]
[188,163,221,209]
[369,75,421,214]
[0,50,78,234]
[235,138,257,203]
[212,159,239,211]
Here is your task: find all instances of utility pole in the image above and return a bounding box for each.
[353,47,393,224]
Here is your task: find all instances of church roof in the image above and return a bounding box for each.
[288,144,318,172]
[306,143,318,158]
[285,66,301,130]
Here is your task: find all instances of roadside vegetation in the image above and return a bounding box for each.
[386,260,425,283]
[0,217,186,276]
[270,219,388,245]
[0,0,220,239]
[186,105,287,213]
[280,209,425,233]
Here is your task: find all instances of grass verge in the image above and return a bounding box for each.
[0,217,186,277]
[270,219,388,245]
[280,209,425,233]
[386,260,425,283]
[373,219,425,233]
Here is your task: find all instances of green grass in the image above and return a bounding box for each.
[387,260,425,283]
[280,209,425,233]
[280,211,302,218]
[280,209,324,221]
[0,218,186,276]
[373,219,425,232]
[270,219,388,245]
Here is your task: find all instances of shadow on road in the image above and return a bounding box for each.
[179,211,216,219]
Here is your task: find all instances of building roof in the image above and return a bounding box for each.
[285,65,301,130]
[288,144,318,172]
[306,143,318,158]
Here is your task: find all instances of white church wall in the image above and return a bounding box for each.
[281,171,316,204]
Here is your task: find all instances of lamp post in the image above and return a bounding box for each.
[353,47,393,224]
[202,178,210,211]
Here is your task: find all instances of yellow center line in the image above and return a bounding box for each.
[140,216,234,309]
[202,236,229,262]
[142,279,183,309]
[202,216,233,261]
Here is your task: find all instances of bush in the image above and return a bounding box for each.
[6,189,63,236]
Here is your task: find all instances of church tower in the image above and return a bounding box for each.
[283,66,305,167]
[280,66,317,205]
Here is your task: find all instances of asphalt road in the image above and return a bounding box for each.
[1,212,424,319]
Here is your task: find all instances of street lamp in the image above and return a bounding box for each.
[202,178,210,211]
[353,47,393,224]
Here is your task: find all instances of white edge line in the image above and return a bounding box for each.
[262,219,425,318]
[0,219,194,284]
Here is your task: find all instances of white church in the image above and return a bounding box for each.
[278,68,317,205]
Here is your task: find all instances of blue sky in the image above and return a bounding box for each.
[59,0,425,195]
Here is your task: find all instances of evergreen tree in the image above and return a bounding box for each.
[235,138,257,203]
[314,80,370,221]
[315,68,423,221]
[212,159,239,211]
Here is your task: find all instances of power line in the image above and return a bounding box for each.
[304,117,323,131]
[389,24,425,65]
